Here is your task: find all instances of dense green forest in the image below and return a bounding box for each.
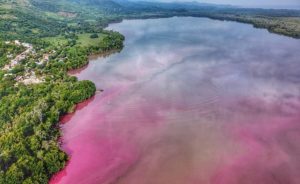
[0,0,300,183]
[0,32,124,183]
[0,1,125,182]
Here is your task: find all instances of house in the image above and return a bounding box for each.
[22,43,33,48]
[14,40,21,45]
[43,54,50,62]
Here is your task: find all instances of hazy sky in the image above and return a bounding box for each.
[146,0,300,8]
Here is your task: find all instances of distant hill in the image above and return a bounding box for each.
[0,0,300,40]
[69,0,122,7]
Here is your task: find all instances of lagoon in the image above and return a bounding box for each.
[51,17,300,184]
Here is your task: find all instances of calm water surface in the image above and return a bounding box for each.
[51,17,300,184]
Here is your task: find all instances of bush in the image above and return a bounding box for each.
[90,33,99,39]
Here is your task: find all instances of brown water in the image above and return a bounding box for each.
[51,17,300,184]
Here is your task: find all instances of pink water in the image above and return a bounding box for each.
[50,17,300,184]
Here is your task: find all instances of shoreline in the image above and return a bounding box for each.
[68,49,121,75]
[50,95,96,184]
[50,44,124,183]
[121,14,300,39]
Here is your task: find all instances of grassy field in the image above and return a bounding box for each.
[77,33,105,47]
[43,35,69,46]
[43,33,105,47]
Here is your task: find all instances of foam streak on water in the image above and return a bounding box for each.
[50,17,300,184]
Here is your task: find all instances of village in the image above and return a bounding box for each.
[2,40,51,85]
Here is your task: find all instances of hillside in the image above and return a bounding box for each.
[1,0,300,41]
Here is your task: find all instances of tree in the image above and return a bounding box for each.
[90,33,99,39]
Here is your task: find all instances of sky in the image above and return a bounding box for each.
[145,0,300,9]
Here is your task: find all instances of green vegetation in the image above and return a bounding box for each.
[0,1,125,182]
[0,30,124,183]
[0,41,25,68]
[90,33,99,39]
[1,0,299,41]
[192,13,300,38]
[77,33,103,47]
[42,36,68,47]
[0,79,95,183]
[0,0,300,183]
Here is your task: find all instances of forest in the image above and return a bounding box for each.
[0,1,125,181]
[0,31,124,183]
